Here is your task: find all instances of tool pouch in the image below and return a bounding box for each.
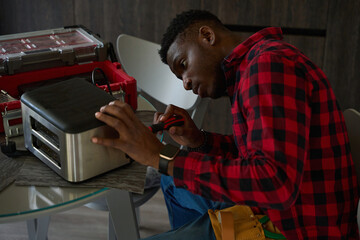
[208,205,286,240]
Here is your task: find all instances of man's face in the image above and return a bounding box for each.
[166,36,226,99]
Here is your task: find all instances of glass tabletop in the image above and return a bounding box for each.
[0,95,155,221]
[0,184,108,218]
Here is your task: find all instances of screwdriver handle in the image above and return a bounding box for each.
[149,115,185,133]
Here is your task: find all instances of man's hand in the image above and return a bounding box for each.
[154,104,204,148]
[91,100,164,169]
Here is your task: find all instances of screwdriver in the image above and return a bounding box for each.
[149,115,185,133]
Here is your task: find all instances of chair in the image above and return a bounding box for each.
[86,34,210,239]
[343,108,360,232]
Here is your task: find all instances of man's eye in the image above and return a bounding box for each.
[180,60,187,68]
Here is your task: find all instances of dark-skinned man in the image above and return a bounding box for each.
[92,10,359,239]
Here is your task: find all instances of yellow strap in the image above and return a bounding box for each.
[219,211,235,240]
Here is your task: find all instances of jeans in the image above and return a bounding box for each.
[141,175,232,240]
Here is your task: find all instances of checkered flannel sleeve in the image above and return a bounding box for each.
[187,131,238,157]
[173,53,311,209]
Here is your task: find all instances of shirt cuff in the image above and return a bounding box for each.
[187,130,211,153]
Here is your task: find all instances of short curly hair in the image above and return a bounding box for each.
[159,9,223,64]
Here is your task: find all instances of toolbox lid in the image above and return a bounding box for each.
[21,78,116,133]
[0,27,108,75]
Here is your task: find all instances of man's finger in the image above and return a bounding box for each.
[98,104,138,130]
[95,112,127,132]
[161,104,190,122]
[160,104,176,121]
[153,112,163,124]
[91,136,123,150]
[108,101,136,119]
[168,126,184,136]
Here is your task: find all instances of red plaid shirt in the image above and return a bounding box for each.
[173,27,359,239]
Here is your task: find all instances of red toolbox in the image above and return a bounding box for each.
[0,26,137,137]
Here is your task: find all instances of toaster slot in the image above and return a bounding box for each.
[32,135,61,168]
[30,117,59,148]
[29,116,61,168]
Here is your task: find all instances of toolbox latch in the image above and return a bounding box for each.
[1,107,23,137]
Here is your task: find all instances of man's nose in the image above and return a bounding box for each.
[183,77,192,90]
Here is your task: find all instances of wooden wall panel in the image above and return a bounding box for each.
[73,0,201,45]
[149,0,202,43]
[72,0,107,39]
[0,0,74,35]
[323,0,360,110]
[201,0,328,29]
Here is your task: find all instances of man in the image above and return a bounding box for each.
[92,10,359,239]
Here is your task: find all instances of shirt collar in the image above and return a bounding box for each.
[221,27,284,98]
[224,27,283,64]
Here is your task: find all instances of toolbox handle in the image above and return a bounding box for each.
[24,48,52,55]
[64,24,99,37]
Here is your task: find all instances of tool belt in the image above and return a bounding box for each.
[208,205,286,240]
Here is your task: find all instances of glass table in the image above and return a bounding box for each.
[0,95,156,240]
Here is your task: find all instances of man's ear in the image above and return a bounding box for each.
[199,26,216,46]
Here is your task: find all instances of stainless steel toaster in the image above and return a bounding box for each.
[21,78,130,182]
